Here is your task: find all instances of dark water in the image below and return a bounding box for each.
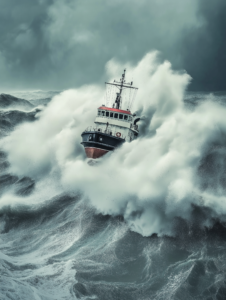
[1,92,226,300]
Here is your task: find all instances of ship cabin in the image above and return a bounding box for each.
[94,105,139,142]
[96,106,133,126]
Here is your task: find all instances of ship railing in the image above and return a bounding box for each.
[84,126,126,139]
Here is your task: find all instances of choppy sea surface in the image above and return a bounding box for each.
[1,90,226,300]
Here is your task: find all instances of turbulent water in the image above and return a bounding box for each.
[1,55,226,299]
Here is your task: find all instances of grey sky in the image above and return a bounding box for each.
[0,0,225,91]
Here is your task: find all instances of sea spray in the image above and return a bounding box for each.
[1,52,226,237]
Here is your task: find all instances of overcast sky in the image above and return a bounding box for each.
[0,0,225,91]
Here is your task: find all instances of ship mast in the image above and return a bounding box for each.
[105,69,138,110]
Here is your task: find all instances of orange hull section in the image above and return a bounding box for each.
[85,147,109,159]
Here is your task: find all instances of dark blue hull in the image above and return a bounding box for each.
[81,131,125,158]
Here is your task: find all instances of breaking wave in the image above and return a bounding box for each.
[1,52,226,299]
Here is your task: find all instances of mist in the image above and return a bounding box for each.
[2,52,226,237]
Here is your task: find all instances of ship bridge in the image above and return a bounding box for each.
[95,106,133,129]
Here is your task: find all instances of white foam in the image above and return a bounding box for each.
[2,52,226,236]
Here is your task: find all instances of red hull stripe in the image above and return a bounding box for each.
[85,147,109,159]
[98,106,131,115]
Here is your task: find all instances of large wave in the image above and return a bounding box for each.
[1,52,226,238]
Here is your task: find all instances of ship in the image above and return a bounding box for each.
[81,69,140,159]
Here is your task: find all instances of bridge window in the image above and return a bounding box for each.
[101,111,105,116]
[114,113,118,118]
[98,111,101,116]
[124,115,128,120]
[119,114,123,119]
[110,112,113,118]
[106,111,109,117]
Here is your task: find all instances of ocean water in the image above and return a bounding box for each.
[1,89,226,300]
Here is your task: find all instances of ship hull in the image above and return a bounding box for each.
[85,147,109,159]
[81,131,125,159]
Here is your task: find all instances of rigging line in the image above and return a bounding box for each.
[132,89,138,110]
[128,86,132,110]
[105,83,108,106]
[105,83,107,106]
[105,82,138,90]
[129,89,135,110]
[108,84,110,107]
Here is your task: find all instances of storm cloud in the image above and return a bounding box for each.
[180,0,226,91]
[0,0,225,90]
